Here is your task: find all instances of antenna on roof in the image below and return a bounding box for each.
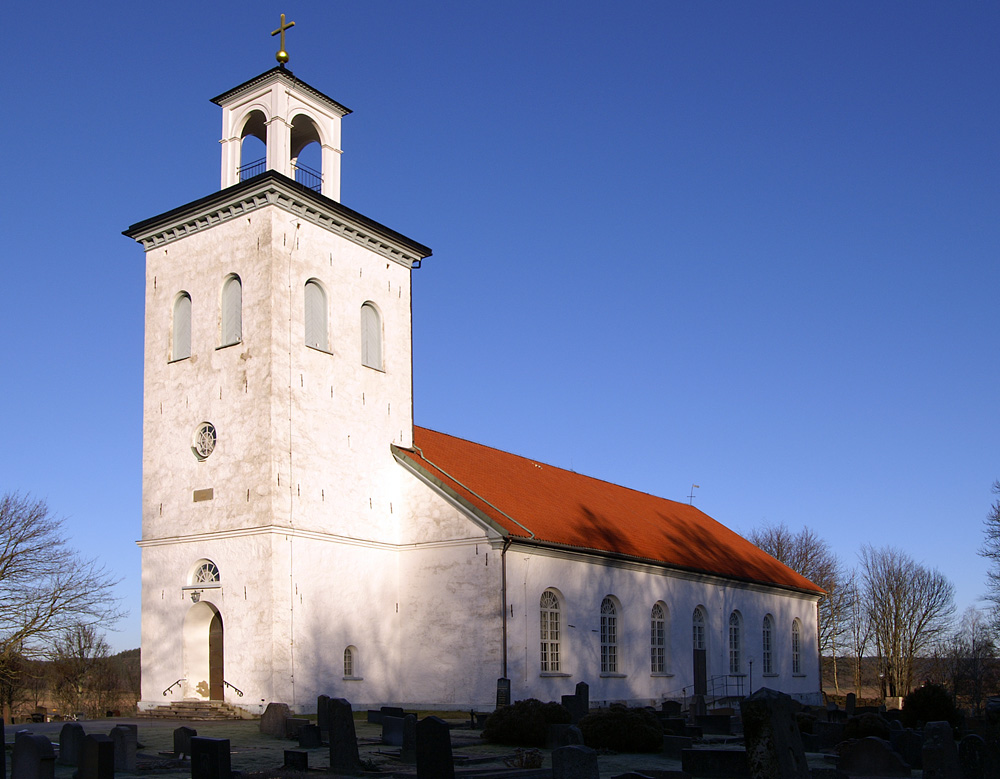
[688,484,700,505]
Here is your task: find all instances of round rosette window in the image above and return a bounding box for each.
[192,422,217,460]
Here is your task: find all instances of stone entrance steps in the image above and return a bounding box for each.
[139,700,248,720]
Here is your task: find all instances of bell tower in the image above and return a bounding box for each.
[125,22,431,713]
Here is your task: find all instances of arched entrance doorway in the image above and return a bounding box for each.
[183,601,224,700]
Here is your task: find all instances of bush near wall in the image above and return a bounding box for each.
[578,706,663,753]
[902,683,961,730]
[482,699,571,747]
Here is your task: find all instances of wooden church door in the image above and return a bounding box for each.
[209,612,224,700]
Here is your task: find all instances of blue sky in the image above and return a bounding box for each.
[3,2,998,653]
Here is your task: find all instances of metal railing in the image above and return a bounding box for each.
[239,157,266,181]
[224,680,244,697]
[162,678,185,696]
[292,161,323,192]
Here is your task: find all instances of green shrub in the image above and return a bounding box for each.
[482,699,571,747]
[578,707,663,753]
[902,684,960,729]
[842,712,890,741]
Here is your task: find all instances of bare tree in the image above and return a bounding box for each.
[748,522,852,692]
[978,480,1000,632]
[0,493,124,717]
[844,575,873,695]
[941,607,998,716]
[858,545,954,698]
[50,624,111,717]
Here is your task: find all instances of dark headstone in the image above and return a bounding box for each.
[78,735,113,779]
[382,716,404,746]
[259,703,291,737]
[416,716,454,779]
[660,717,687,734]
[959,733,999,779]
[740,687,809,779]
[695,713,733,735]
[190,737,231,779]
[328,698,361,772]
[283,718,308,739]
[845,693,856,717]
[108,726,136,772]
[58,723,85,767]
[547,724,583,749]
[381,706,405,720]
[662,735,693,759]
[316,695,331,734]
[283,751,307,771]
[297,724,321,749]
[661,700,683,716]
[814,721,846,749]
[681,747,750,778]
[552,744,599,779]
[575,681,590,713]
[837,737,910,777]
[924,721,961,779]
[690,694,708,718]
[173,727,197,759]
[366,710,382,725]
[400,714,417,763]
[496,678,511,707]
[11,733,55,779]
[890,728,923,770]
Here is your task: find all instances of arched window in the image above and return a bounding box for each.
[762,615,774,675]
[191,560,220,585]
[361,303,382,369]
[221,275,242,346]
[600,597,618,674]
[540,590,560,672]
[729,611,742,674]
[304,280,328,351]
[650,602,667,673]
[792,619,802,674]
[344,646,357,678]
[172,293,192,361]
[692,606,706,651]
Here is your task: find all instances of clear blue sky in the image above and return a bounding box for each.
[3,2,998,653]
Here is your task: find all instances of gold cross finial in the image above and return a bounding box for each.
[271,13,296,65]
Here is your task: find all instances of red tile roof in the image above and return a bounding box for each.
[394,427,823,595]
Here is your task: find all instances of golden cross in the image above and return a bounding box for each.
[271,13,296,65]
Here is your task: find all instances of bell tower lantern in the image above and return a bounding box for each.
[212,66,351,201]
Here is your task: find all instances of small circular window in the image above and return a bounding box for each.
[193,422,217,460]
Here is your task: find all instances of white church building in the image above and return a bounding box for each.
[125,61,823,715]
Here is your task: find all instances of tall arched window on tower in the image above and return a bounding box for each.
[692,606,707,652]
[600,597,618,674]
[650,602,667,673]
[540,590,560,672]
[360,302,382,369]
[304,280,329,351]
[220,275,242,346]
[172,292,192,361]
[762,614,774,675]
[792,619,802,674]
[729,611,742,674]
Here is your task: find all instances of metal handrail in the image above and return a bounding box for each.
[223,680,244,697]
[239,157,266,181]
[163,678,185,696]
[292,161,322,192]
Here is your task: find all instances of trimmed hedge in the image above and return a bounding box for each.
[482,698,571,747]
[902,683,960,730]
[578,706,663,753]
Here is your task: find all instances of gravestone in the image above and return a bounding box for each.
[923,721,961,779]
[190,737,231,779]
[740,687,809,779]
[109,725,137,771]
[58,723,86,766]
[662,735,693,759]
[283,718,308,739]
[575,681,589,713]
[283,751,308,771]
[661,700,682,716]
[382,716,404,746]
[814,721,846,749]
[381,706,405,720]
[845,692,856,717]
[552,744,599,779]
[259,703,291,737]
[681,747,750,778]
[11,733,55,779]
[173,726,197,759]
[415,716,454,779]
[547,724,583,749]
[78,735,113,779]
[400,714,417,763]
[837,737,910,777]
[890,728,922,769]
[297,724,322,749]
[959,733,998,779]
[690,694,708,717]
[316,695,331,734]
[496,678,511,707]
[328,698,361,772]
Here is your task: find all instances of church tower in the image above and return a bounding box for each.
[125,32,431,711]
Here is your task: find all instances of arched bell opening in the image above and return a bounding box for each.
[290,114,323,192]
[183,601,225,700]
[238,110,268,182]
